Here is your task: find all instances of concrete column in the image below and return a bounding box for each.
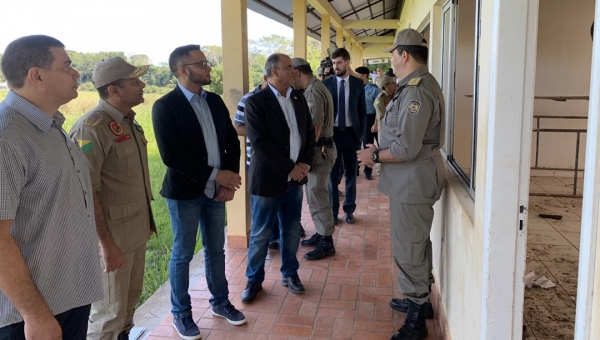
[575,1,600,338]
[336,28,344,49]
[221,0,250,247]
[293,0,307,58]
[475,0,539,338]
[321,13,331,59]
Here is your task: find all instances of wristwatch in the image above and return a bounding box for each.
[372,150,380,163]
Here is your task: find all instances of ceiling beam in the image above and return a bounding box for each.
[355,36,395,43]
[307,0,358,44]
[343,19,399,30]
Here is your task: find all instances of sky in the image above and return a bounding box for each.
[0,0,294,65]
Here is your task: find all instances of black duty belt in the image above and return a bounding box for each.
[316,136,334,148]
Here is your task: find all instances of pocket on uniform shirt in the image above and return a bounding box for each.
[115,141,138,176]
[108,200,143,220]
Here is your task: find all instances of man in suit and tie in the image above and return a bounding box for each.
[152,44,245,340]
[240,53,316,303]
[323,48,367,224]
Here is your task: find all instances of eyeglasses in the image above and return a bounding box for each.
[182,60,213,69]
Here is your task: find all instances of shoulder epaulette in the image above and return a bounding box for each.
[83,111,104,127]
[407,77,422,87]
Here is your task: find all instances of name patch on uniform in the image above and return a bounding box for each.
[115,134,132,144]
[77,139,93,153]
[84,112,103,127]
[408,100,421,115]
[109,121,124,136]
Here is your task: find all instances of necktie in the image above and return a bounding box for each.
[338,79,346,128]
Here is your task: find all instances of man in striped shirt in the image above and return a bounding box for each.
[0,35,102,340]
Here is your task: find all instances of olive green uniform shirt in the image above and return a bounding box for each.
[303,76,337,171]
[70,99,156,252]
[379,66,446,204]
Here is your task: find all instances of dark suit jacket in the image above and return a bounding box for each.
[152,86,240,200]
[245,86,316,197]
[323,75,367,141]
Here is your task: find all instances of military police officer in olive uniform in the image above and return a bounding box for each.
[70,57,156,340]
[358,29,445,340]
[292,58,338,261]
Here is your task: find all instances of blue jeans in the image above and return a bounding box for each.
[330,128,361,215]
[247,165,279,242]
[0,304,91,340]
[166,195,229,319]
[246,185,303,283]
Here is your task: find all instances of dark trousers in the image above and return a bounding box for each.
[363,114,378,176]
[329,127,361,215]
[0,304,91,340]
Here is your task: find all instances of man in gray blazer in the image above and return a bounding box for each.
[358,28,445,340]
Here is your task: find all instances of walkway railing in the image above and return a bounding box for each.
[531,115,587,198]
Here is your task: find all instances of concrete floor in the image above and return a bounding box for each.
[525,177,582,340]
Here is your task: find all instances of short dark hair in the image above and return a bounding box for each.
[96,79,125,100]
[265,53,285,78]
[295,67,313,76]
[169,44,201,76]
[396,45,428,64]
[1,35,65,89]
[331,48,351,61]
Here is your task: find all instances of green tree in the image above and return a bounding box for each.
[306,37,322,73]
[205,64,223,95]
[69,51,127,84]
[129,54,150,66]
[203,45,223,66]
[249,34,293,56]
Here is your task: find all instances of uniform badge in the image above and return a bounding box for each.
[77,139,93,153]
[408,100,421,115]
[407,77,422,87]
[307,100,315,109]
[84,111,103,127]
[109,121,124,136]
[133,120,144,134]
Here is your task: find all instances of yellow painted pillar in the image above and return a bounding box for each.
[347,41,354,68]
[336,28,344,49]
[221,0,251,247]
[293,0,307,58]
[321,13,330,59]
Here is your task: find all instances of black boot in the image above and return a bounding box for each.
[117,331,129,340]
[304,235,335,261]
[390,300,428,340]
[301,233,322,247]
[389,298,434,319]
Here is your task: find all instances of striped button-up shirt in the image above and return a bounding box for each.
[0,91,103,328]
[178,84,221,198]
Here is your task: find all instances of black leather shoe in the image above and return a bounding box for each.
[241,282,262,302]
[345,213,355,224]
[366,174,373,180]
[304,237,336,261]
[281,275,305,294]
[117,331,129,340]
[268,240,279,250]
[389,299,434,319]
[301,233,322,247]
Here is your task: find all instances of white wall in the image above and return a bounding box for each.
[533,0,594,171]
[432,171,483,339]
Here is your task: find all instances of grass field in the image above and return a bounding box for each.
[0,89,201,306]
